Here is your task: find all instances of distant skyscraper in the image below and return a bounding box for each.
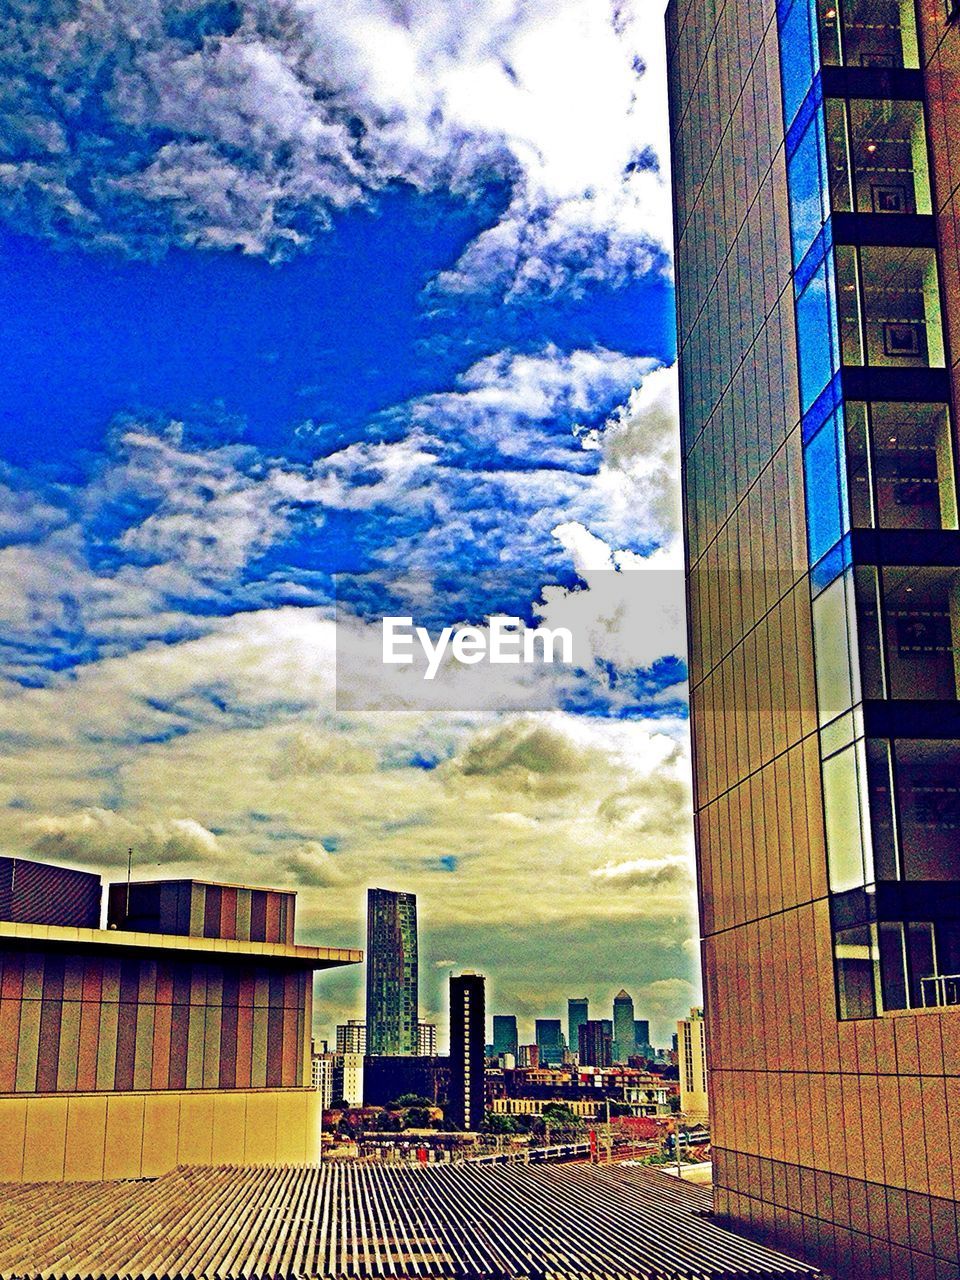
[492,1014,518,1059]
[634,1019,651,1057]
[534,1018,564,1066]
[577,1019,612,1068]
[677,1008,708,1120]
[517,1044,539,1068]
[336,1019,366,1054]
[612,989,635,1063]
[567,998,588,1056]
[311,1052,334,1109]
[449,973,485,1131]
[365,888,418,1055]
[417,1021,437,1056]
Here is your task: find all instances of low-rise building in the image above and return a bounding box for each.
[0,855,361,1181]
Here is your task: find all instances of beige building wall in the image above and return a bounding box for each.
[0,1087,321,1182]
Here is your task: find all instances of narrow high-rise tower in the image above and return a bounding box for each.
[365,888,418,1055]
[667,0,960,1273]
[612,989,636,1063]
[449,972,485,1131]
[567,997,588,1056]
[492,1014,519,1060]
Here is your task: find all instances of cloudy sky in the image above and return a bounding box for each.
[0,0,696,1047]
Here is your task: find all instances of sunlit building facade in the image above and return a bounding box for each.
[0,857,360,1181]
[667,0,960,1272]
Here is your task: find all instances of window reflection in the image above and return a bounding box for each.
[823,739,872,890]
[805,410,850,562]
[796,263,840,410]
[825,98,932,216]
[813,570,860,724]
[781,0,821,128]
[818,0,919,68]
[788,113,830,264]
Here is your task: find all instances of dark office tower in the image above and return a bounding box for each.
[567,998,589,1055]
[449,973,485,1131]
[666,0,960,1273]
[578,1019,613,1068]
[365,888,418,1055]
[492,1014,519,1060]
[534,1018,564,1066]
[612,989,636,1063]
[634,1019,652,1058]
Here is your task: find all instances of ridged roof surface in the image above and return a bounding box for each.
[0,1161,824,1280]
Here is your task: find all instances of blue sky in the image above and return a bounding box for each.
[0,0,697,1044]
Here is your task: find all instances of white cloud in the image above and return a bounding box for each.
[23,807,222,869]
[1,0,672,292]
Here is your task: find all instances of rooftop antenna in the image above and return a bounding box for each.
[125,847,133,923]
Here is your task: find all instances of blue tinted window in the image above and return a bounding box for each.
[796,263,838,412]
[804,410,849,564]
[788,112,829,266]
[779,0,819,129]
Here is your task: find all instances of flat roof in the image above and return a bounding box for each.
[0,921,362,969]
[107,876,298,895]
[0,1162,824,1280]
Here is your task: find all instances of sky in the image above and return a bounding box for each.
[0,0,696,1048]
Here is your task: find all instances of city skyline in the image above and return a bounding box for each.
[0,0,699,1069]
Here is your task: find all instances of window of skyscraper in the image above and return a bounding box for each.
[845,402,958,531]
[817,0,920,68]
[835,244,946,369]
[825,98,932,216]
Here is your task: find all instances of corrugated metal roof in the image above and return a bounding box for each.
[0,1162,824,1280]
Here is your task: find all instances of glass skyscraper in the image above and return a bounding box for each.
[365,888,418,1056]
[567,997,588,1056]
[612,989,636,1063]
[667,0,960,1273]
[534,1018,565,1066]
[492,1013,519,1059]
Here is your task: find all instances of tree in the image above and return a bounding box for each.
[402,1107,433,1129]
[372,1110,403,1131]
[481,1113,518,1134]
[391,1094,435,1109]
[540,1103,582,1128]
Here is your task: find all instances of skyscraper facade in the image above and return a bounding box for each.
[534,1018,564,1066]
[492,1013,519,1059]
[449,973,485,1131]
[567,997,588,1056]
[578,1019,613,1068]
[612,989,636,1063]
[667,0,960,1273]
[365,888,418,1056]
[678,1007,708,1119]
[336,1019,366,1054]
[634,1018,652,1058]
